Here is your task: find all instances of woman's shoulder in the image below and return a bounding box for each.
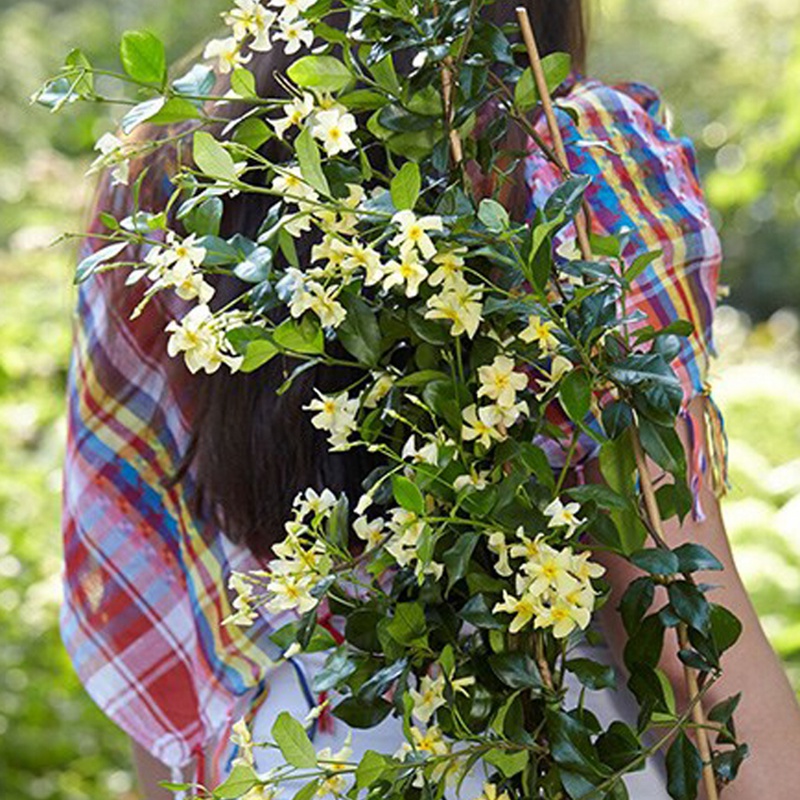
[560,72,669,128]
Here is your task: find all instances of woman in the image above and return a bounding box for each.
[61,1,800,798]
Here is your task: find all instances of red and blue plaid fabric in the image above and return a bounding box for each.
[60,74,728,787]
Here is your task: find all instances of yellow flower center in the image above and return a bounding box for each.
[408,225,423,241]
[328,127,341,142]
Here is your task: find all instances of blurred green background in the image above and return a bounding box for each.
[0,0,798,797]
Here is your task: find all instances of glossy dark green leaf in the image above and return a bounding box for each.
[624,615,665,671]
[391,475,424,515]
[442,531,480,591]
[666,731,702,800]
[385,602,427,647]
[565,659,617,691]
[673,543,724,573]
[630,548,680,576]
[333,696,392,729]
[459,594,504,629]
[602,401,633,438]
[596,721,645,774]
[619,576,655,636]
[668,580,711,635]
[484,748,528,778]
[559,368,592,422]
[489,652,543,691]
[337,292,382,367]
[709,603,743,654]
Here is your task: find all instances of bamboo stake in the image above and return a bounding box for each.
[515,6,593,261]
[515,7,720,798]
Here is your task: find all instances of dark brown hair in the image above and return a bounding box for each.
[175,0,588,557]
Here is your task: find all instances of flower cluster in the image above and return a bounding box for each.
[165,304,247,374]
[491,528,604,638]
[127,232,215,316]
[262,488,337,614]
[204,0,315,73]
[462,355,529,449]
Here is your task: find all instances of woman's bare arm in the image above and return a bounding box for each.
[592,395,800,798]
[131,739,188,800]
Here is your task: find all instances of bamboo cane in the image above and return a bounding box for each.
[515,7,593,261]
[515,7,720,799]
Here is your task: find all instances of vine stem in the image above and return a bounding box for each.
[514,6,593,261]
[516,7,720,798]
[631,430,719,800]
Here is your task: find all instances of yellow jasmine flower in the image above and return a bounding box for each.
[410,673,446,724]
[493,590,540,633]
[544,497,586,538]
[204,36,251,74]
[475,784,511,800]
[312,107,357,156]
[478,355,529,408]
[461,404,505,448]
[382,251,429,298]
[519,314,560,352]
[353,515,385,550]
[276,16,314,54]
[487,531,513,577]
[428,247,467,287]
[272,92,314,138]
[390,210,443,260]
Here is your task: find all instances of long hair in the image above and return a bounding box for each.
[173,0,588,557]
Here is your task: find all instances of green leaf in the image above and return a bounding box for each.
[392,475,425,515]
[595,721,644,774]
[669,580,712,634]
[333,696,392,728]
[489,652,543,691]
[193,131,238,182]
[386,602,427,647]
[64,48,93,95]
[355,751,389,789]
[273,317,324,355]
[547,709,608,777]
[311,647,358,693]
[345,608,383,653]
[630,548,680,576]
[180,196,223,238]
[673,543,724,573]
[709,603,743,654]
[292,782,321,800]
[514,52,572,111]
[271,712,317,769]
[337,292,381,366]
[566,484,628,511]
[459,594,505,629]
[619,577,655,636]
[213,763,258,799]
[173,63,215,97]
[478,198,510,233]
[666,731,702,800]
[443,531,480,591]
[624,615,665,671]
[240,340,279,372]
[287,56,353,92]
[390,161,421,211]
[565,659,617,691]
[295,126,330,196]
[75,242,128,284]
[233,117,272,150]
[484,748,528,778]
[602,401,633,438]
[120,97,167,134]
[623,249,660,284]
[147,97,201,126]
[120,30,166,85]
[230,67,257,98]
[559,368,592,422]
